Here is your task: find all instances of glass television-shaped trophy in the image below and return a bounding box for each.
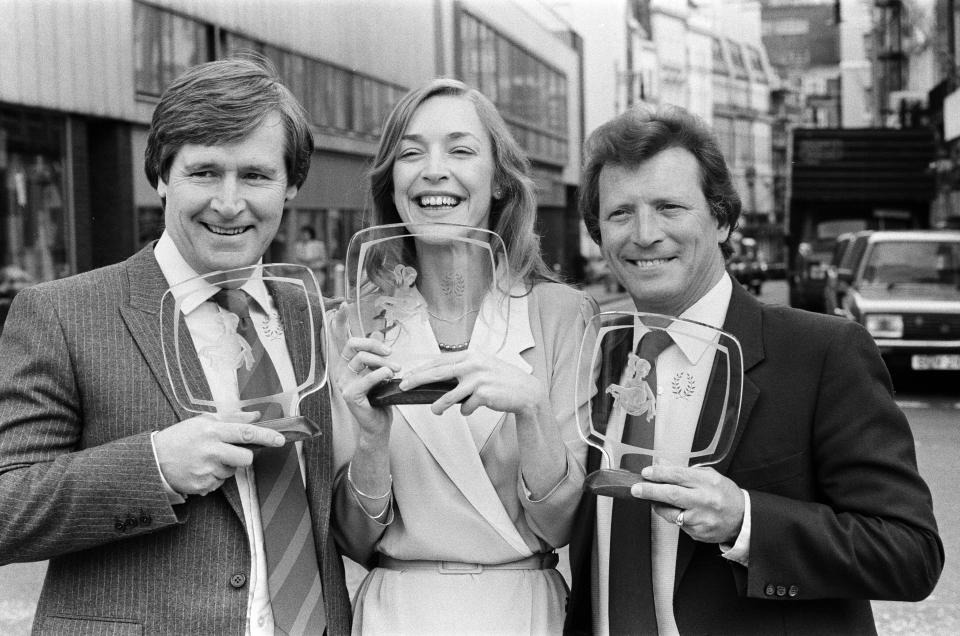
[576,311,743,498]
[160,263,328,444]
[343,222,511,406]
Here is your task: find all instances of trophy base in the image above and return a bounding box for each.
[243,415,321,449]
[584,468,645,499]
[368,379,459,407]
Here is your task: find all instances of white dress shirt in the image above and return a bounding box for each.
[594,274,752,635]
[152,232,306,636]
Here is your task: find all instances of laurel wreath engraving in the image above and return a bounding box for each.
[257,312,285,340]
[440,271,466,298]
[671,371,696,398]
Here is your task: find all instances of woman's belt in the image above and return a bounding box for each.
[378,552,559,574]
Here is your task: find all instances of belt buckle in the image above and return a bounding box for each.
[438,561,483,574]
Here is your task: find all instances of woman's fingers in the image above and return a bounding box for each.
[341,365,396,406]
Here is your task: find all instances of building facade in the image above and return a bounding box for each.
[549,0,779,263]
[0,0,583,293]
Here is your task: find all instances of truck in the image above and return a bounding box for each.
[787,127,935,312]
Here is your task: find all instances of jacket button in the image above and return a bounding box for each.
[776,585,787,597]
[230,573,247,588]
[124,516,138,530]
[764,583,775,596]
[114,518,126,532]
[139,510,152,526]
[788,585,799,598]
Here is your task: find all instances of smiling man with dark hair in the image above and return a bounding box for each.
[566,104,943,636]
[0,56,350,634]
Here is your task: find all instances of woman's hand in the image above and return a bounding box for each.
[398,351,549,418]
[329,305,400,436]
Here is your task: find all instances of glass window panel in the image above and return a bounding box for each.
[727,39,749,79]
[350,75,365,132]
[459,13,480,88]
[154,11,208,91]
[480,24,497,100]
[333,68,351,130]
[497,36,512,112]
[222,32,263,58]
[363,78,377,134]
[0,115,73,285]
[133,2,164,96]
[712,37,729,75]
[285,54,309,114]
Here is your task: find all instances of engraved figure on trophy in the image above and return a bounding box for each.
[576,311,744,499]
[161,263,329,444]
[340,222,510,406]
[605,352,657,421]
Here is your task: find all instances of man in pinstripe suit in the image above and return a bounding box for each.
[0,56,350,634]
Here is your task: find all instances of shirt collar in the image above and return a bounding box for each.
[154,231,269,315]
[633,273,733,365]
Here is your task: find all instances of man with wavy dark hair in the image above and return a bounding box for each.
[0,56,351,634]
[566,105,942,635]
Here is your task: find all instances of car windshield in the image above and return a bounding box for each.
[861,240,960,286]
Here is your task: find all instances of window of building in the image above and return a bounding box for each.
[711,37,729,76]
[456,10,569,166]
[713,116,735,164]
[735,119,753,165]
[134,3,404,140]
[726,40,750,80]
[0,109,73,287]
[274,207,364,296]
[747,47,766,81]
[134,2,212,98]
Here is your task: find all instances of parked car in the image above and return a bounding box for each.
[838,230,960,372]
[823,230,871,316]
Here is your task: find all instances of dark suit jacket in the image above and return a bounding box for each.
[566,280,944,636]
[0,245,351,635]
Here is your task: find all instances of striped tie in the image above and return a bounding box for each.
[609,328,673,635]
[214,289,326,635]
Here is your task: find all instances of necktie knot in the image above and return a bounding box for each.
[213,288,252,323]
[637,328,673,362]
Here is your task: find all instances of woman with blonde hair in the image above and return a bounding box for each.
[329,78,597,633]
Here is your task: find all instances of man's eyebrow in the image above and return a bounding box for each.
[240,162,282,174]
[400,131,480,143]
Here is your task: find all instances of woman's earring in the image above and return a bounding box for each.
[493,188,503,199]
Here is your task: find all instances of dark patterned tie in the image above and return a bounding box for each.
[213,289,326,635]
[609,328,673,635]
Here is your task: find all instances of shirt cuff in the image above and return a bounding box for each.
[150,431,186,505]
[719,488,750,567]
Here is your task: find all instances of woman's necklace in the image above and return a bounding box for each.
[427,307,480,323]
[437,340,470,352]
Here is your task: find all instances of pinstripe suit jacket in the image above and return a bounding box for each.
[0,245,351,635]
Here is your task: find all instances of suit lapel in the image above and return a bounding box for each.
[119,246,210,420]
[674,281,763,589]
[394,287,535,557]
[713,282,763,476]
[268,281,319,411]
[118,245,243,521]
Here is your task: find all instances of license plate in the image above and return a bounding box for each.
[911,354,960,370]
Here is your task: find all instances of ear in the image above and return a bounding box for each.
[285,184,299,201]
[156,177,168,200]
[716,217,731,245]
